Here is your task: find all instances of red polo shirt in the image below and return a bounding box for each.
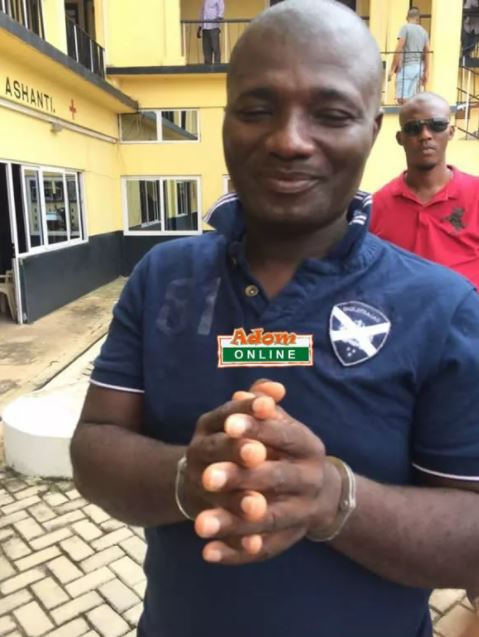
[371,167,479,289]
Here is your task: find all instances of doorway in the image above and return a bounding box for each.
[0,162,23,323]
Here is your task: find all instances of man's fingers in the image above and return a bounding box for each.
[188,432,266,469]
[202,460,315,496]
[238,440,267,468]
[249,380,286,403]
[196,398,259,434]
[202,527,305,565]
[225,412,324,459]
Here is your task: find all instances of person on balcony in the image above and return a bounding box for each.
[388,7,430,104]
[71,3,479,637]
[197,0,224,64]
[371,91,479,291]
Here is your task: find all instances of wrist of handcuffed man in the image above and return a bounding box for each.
[307,456,357,543]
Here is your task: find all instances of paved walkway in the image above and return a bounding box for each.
[0,280,477,637]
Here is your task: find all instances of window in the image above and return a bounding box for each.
[120,110,200,143]
[123,177,201,235]
[20,166,85,253]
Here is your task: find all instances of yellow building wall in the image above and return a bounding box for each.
[42,0,68,53]
[106,0,183,67]
[0,41,121,137]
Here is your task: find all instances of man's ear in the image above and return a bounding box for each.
[448,124,456,141]
[396,131,404,146]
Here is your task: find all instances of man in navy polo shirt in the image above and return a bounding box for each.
[71,2,479,636]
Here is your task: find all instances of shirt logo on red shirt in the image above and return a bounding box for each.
[442,208,466,232]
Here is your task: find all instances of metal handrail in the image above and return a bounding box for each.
[0,0,44,38]
[65,15,105,78]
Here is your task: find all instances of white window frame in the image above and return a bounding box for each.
[18,163,88,257]
[119,109,201,144]
[122,176,203,237]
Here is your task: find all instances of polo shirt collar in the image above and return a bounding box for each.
[392,165,461,203]
[207,190,373,267]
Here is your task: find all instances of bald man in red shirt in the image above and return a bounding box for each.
[371,92,479,289]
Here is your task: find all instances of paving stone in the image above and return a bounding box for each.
[55,499,87,515]
[99,579,139,613]
[430,589,466,614]
[15,546,61,572]
[123,602,142,625]
[31,577,69,610]
[13,601,53,636]
[43,618,89,637]
[4,479,27,494]
[65,489,80,501]
[46,556,82,584]
[0,615,16,635]
[130,527,144,539]
[2,537,31,560]
[0,556,15,581]
[81,633,100,637]
[87,604,129,637]
[110,557,144,587]
[0,529,15,542]
[13,486,48,501]
[1,496,41,515]
[434,603,475,637]
[0,567,46,595]
[0,589,33,616]
[3,632,22,637]
[71,520,102,542]
[461,596,475,611]
[119,537,146,565]
[30,528,72,551]
[29,503,56,523]
[132,580,146,598]
[60,535,94,561]
[0,511,29,529]
[43,510,85,532]
[65,567,115,597]
[83,505,110,525]
[99,520,125,533]
[42,493,69,508]
[55,481,73,492]
[51,592,102,625]
[0,493,14,507]
[13,517,44,540]
[124,632,136,637]
[80,547,125,574]
[92,529,133,552]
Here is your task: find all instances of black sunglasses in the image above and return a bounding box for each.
[402,118,450,136]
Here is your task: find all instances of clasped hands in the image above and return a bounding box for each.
[183,380,343,565]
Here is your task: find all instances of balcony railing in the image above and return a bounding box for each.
[181,19,249,65]
[66,16,105,78]
[0,0,44,38]
[457,65,479,140]
[181,17,370,66]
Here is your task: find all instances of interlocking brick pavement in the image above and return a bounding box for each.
[0,468,147,637]
[0,466,476,636]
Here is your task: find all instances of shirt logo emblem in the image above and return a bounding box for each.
[218,328,314,368]
[442,208,466,231]
[330,302,391,367]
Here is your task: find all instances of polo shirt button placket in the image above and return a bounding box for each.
[245,284,259,298]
